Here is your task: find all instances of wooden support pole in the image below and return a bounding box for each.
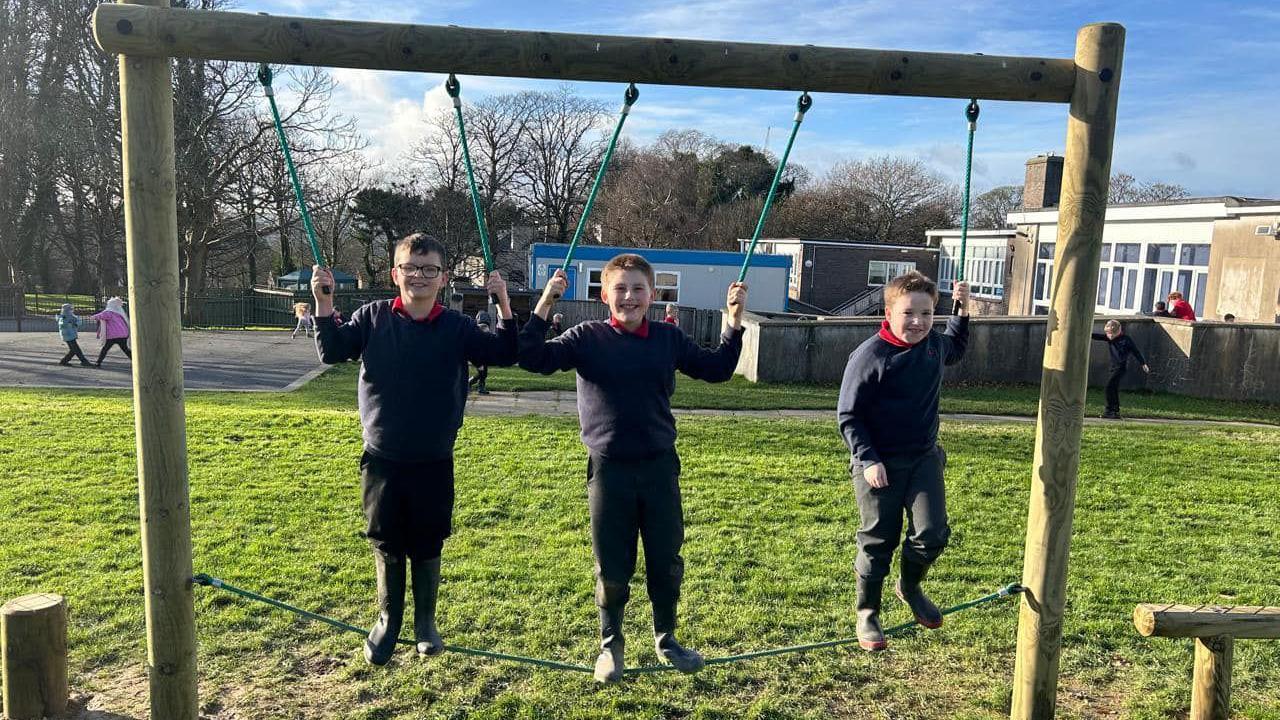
[1191,636,1233,720]
[1010,22,1124,720]
[2,594,68,720]
[92,4,1075,103]
[1134,604,1280,640]
[118,1,198,717]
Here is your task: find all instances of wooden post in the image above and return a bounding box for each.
[118,0,198,717]
[2,593,69,720]
[1010,23,1124,720]
[1191,636,1232,720]
[92,4,1075,103]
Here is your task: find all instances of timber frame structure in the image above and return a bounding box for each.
[92,3,1124,718]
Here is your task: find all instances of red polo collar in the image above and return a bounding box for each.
[609,315,650,338]
[392,297,445,323]
[878,320,914,348]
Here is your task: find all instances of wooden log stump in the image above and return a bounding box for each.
[2,593,69,720]
[1192,635,1232,720]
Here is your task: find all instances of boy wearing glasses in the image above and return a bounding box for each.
[518,254,747,683]
[312,233,517,666]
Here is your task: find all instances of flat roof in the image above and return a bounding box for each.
[530,242,791,269]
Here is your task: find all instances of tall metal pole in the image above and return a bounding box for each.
[1010,22,1124,720]
[118,0,198,716]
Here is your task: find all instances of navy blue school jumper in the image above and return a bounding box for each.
[315,298,517,561]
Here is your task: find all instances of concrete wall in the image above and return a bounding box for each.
[736,314,1280,404]
[1205,215,1280,322]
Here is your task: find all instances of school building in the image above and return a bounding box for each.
[928,155,1280,322]
[527,243,791,313]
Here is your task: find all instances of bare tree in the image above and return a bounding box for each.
[511,86,609,243]
[971,185,1023,229]
[828,156,957,244]
[1109,171,1190,204]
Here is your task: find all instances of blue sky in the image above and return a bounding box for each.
[242,0,1280,197]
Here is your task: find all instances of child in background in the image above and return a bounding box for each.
[1167,291,1196,321]
[549,312,565,337]
[292,302,315,339]
[1151,301,1172,318]
[469,310,492,395]
[55,304,92,367]
[1091,319,1149,420]
[91,297,132,367]
[663,303,679,327]
[837,272,969,651]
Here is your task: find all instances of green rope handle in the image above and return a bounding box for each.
[955,99,980,312]
[738,91,812,284]
[553,83,639,296]
[257,65,329,295]
[192,573,1021,675]
[445,74,495,274]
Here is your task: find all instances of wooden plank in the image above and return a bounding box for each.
[1191,636,1232,720]
[118,1,199,717]
[92,4,1076,103]
[1010,23,1125,720]
[1134,603,1280,639]
[2,594,68,720]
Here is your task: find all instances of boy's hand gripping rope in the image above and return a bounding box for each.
[445,74,500,307]
[257,64,330,295]
[551,83,639,300]
[736,91,812,289]
[192,573,1022,675]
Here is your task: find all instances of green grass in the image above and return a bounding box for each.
[1,380,1278,719]
[478,366,1280,424]
[25,293,99,314]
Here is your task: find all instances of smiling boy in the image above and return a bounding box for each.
[312,232,517,666]
[837,271,969,651]
[518,254,746,683]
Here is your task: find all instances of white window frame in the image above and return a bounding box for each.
[867,260,917,287]
[585,266,605,301]
[654,270,680,302]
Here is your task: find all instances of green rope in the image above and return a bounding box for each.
[558,83,639,277]
[257,65,326,272]
[956,99,980,284]
[738,92,812,283]
[445,74,495,274]
[192,573,1022,675]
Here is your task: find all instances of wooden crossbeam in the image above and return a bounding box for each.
[1134,603,1280,640]
[92,4,1076,103]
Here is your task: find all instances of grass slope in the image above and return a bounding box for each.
[0,382,1277,719]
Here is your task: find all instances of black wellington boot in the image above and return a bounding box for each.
[653,604,704,673]
[412,557,445,656]
[594,605,626,684]
[363,552,406,666]
[856,575,887,651]
[896,558,943,629]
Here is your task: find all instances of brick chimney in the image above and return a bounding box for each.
[1023,154,1064,210]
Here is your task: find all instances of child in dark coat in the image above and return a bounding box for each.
[837,271,969,651]
[313,233,518,666]
[1091,319,1149,419]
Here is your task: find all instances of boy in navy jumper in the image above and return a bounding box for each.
[519,254,746,683]
[837,271,969,651]
[313,233,518,666]
[1092,319,1149,419]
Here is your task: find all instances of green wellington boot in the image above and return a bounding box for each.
[412,557,445,656]
[364,552,406,666]
[856,575,887,651]
[896,558,944,629]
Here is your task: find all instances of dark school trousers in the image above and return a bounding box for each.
[96,338,131,364]
[587,449,685,640]
[1105,368,1125,413]
[360,451,455,562]
[852,445,950,583]
[61,341,89,364]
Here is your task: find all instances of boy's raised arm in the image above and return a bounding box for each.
[518,270,578,374]
[464,272,518,367]
[312,266,364,363]
[676,282,747,383]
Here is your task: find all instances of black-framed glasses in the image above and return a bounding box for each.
[396,263,443,278]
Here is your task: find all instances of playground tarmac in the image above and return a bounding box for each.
[0,330,326,392]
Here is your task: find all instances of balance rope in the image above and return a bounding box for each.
[444,74,500,307]
[953,98,980,313]
[737,91,812,282]
[192,573,1022,675]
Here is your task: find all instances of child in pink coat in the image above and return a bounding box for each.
[91,297,132,367]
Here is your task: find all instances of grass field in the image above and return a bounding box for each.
[1,370,1278,719]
